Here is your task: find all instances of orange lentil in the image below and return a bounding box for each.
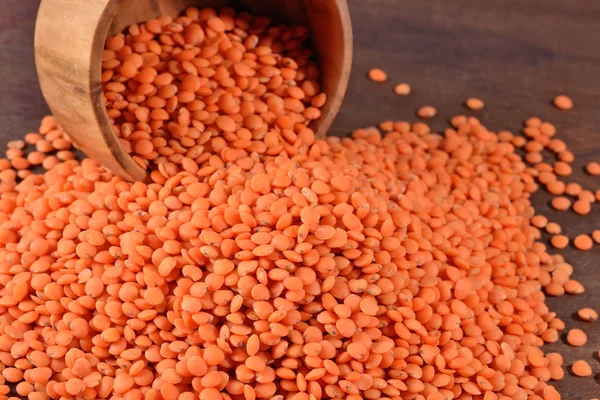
[572,199,591,215]
[564,280,585,294]
[554,161,572,176]
[393,83,411,96]
[571,360,592,377]
[546,222,562,235]
[368,68,387,82]
[577,308,598,322]
[551,196,571,211]
[553,95,573,110]
[593,230,600,244]
[550,235,569,249]
[573,234,593,250]
[565,182,582,196]
[546,180,565,195]
[465,97,485,110]
[585,161,600,175]
[531,215,548,228]
[416,106,436,119]
[578,190,595,203]
[566,329,587,347]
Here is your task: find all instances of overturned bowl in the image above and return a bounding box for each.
[34,0,353,181]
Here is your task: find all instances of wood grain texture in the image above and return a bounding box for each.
[34,0,352,181]
[35,0,147,181]
[2,0,600,397]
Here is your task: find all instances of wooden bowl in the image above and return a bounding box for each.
[34,0,353,181]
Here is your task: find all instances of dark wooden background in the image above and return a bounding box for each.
[1,0,599,397]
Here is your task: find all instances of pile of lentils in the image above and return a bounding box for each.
[0,6,598,400]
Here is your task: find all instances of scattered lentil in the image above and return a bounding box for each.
[368,68,387,82]
[566,329,587,347]
[393,83,411,96]
[465,97,485,110]
[565,280,585,294]
[565,182,582,196]
[416,105,436,119]
[551,235,569,249]
[573,234,594,250]
[578,190,596,203]
[546,180,566,195]
[551,196,571,211]
[572,199,591,215]
[546,222,562,235]
[531,215,548,229]
[553,95,574,110]
[577,308,598,322]
[571,360,592,377]
[586,161,600,176]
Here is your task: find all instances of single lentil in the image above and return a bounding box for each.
[551,197,571,211]
[566,329,587,347]
[565,182,582,196]
[573,234,594,250]
[550,235,569,249]
[368,68,387,82]
[572,199,591,215]
[465,97,485,110]
[571,360,592,377]
[531,215,548,228]
[553,95,574,110]
[577,308,598,322]
[546,222,562,235]
[393,83,411,96]
[586,161,600,176]
[416,106,436,119]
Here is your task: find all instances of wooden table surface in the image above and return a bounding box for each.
[1,0,599,398]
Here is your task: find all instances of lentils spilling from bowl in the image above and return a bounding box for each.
[0,6,598,400]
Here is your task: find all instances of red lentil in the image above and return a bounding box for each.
[565,182,582,196]
[573,234,594,250]
[368,68,387,82]
[393,83,411,96]
[416,106,436,119]
[546,222,562,235]
[554,161,572,176]
[564,280,585,294]
[571,360,592,377]
[553,95,574,110]
[531,215,548,228]
[566,329,587,347]
[550,235,569,249]
[586,161,600,175]
[546,180,566,195]
[572,199,591,215]
[578,190,595,203]
[551,196,571,211]
[593,230,600,244]
[465,97,485,110]
[577,308,598,322]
